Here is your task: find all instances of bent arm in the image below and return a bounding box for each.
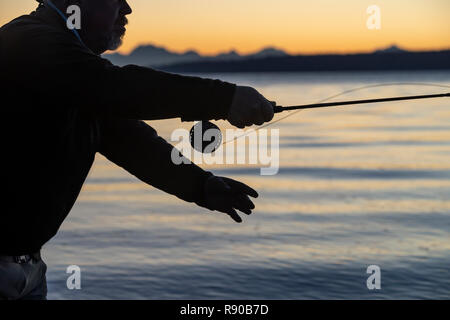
[98,118,211,206]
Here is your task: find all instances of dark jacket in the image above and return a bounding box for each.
[0,5,236,255]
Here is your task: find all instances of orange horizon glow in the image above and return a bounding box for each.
[1,0,449,56]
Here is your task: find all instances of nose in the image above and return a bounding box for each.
[121,0,132,15]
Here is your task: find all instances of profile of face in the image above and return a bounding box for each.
[76,0,132,54]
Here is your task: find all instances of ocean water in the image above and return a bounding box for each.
[44,71,450,299]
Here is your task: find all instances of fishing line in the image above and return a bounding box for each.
[220,82,450,147]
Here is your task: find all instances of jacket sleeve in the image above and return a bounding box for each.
[97,118,212,206]
[75,59,237,121]
[21,25,237,121]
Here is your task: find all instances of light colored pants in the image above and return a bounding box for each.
[0,257,47,300]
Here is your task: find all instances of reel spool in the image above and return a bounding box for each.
[189,121,222,153]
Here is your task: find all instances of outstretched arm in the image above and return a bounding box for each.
[12,24,273,125]
[13,23,236,121]
[98,118,258,222]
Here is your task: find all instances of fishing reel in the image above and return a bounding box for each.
[189,121,223,154]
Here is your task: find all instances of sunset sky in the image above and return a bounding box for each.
[1,0,449,55]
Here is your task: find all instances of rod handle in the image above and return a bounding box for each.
[273,105,284,113]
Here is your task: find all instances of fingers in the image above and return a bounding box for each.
[253,101,266,126]
[236,193,255,210]
[226,179,256,216]
[204,175,259,223]
[222,177,259,198]
[260,98,275,123]
[251,114,265,126]
[226,195,254,222]
[227,86,275,128]
[232,193,254,215]
[250,98,274,126]
[232,119,246,129]
[224,207,242,223]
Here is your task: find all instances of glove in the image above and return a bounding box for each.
[227,86,275,128]
[202,175,259,223]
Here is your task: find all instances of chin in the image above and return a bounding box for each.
[107,33,125,51]
[107,40,123,52]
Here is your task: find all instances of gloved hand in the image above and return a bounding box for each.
[227,86,275,128]
[203,175,259,223]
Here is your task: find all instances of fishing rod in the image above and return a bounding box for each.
[273,92,450,113]
[189,92,450,153]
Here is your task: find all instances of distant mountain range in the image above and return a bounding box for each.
[103,45,450,72]
[104,45,288,67]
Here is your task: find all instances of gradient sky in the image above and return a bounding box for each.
[1,0,449,55]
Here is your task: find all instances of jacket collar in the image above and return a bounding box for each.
[31,3,89,51]
[32,3,68,32]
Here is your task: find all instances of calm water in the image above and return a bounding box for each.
[44,71,450,299]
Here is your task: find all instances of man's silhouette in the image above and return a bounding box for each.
[0,0,274,299]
